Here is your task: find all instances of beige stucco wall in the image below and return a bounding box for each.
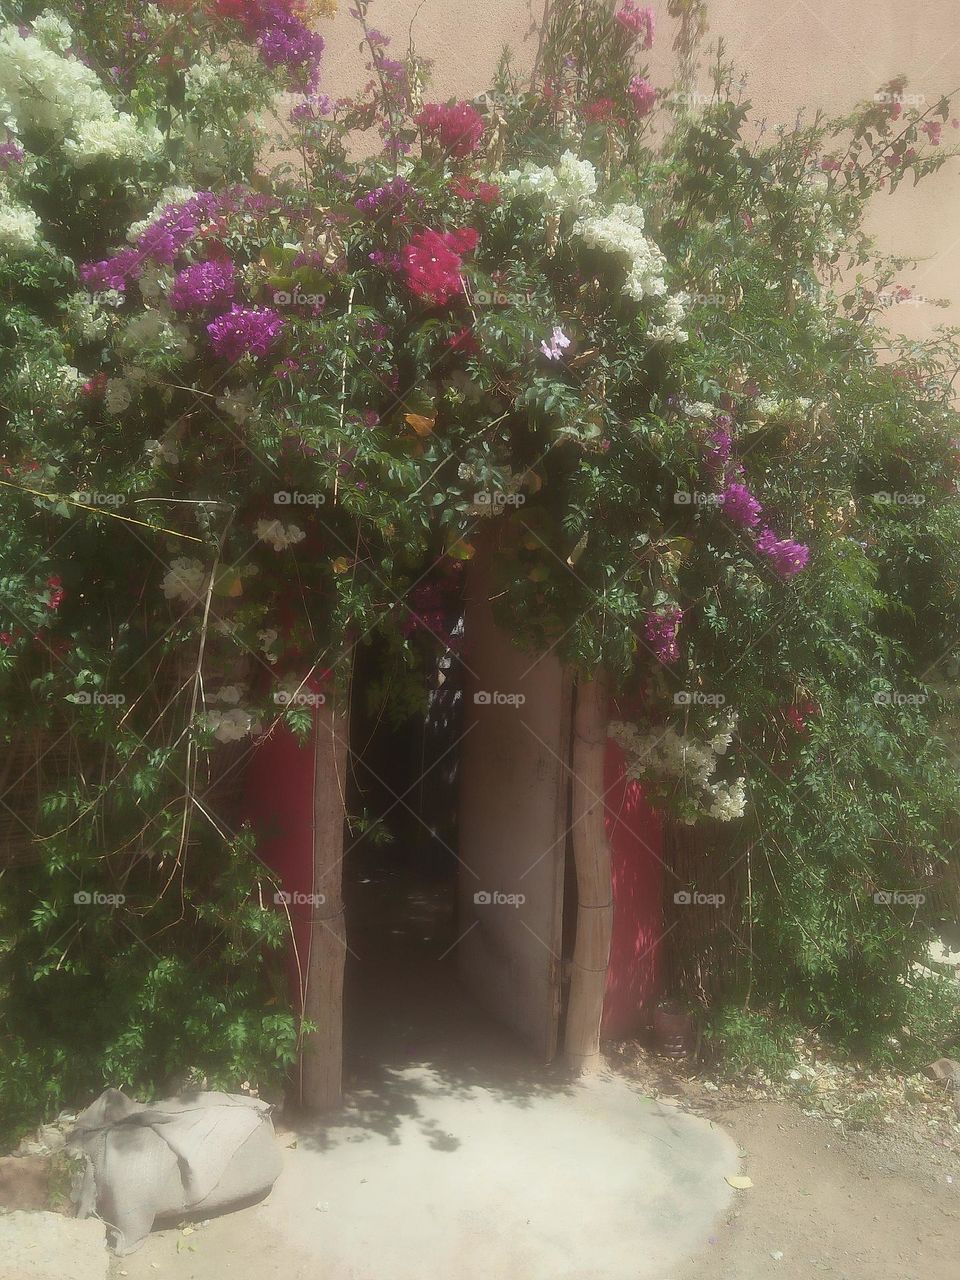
[319,0,960,343]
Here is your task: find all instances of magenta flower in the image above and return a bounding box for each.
[402,227,478,305]
[80,247,144,293]
[616,3,655,48]
[207,305,284,361]
[756,528,810,578]
[644,606,683,664]
[704,421,733,470]
[920,120,943,146]
[722,482,763,529]
[169,259,236,312]
[628,75,657,117]
[415,102,486,158]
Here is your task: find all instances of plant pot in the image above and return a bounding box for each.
[653,1001,696,1058]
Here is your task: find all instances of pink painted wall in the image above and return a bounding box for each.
[602,740,664,1037]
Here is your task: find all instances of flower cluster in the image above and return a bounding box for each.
[701,409,811,579]
[255,519,306,550]
[610,713,747,823]
[499,151,598,214]
[615,3,655,49]
[756,529,810,578]
[210,0,325,92]
[721,481,763,529]
[0,19,161,165]
[574,202,667,301]
[169,259,237,312]
[0,195,41,252]
[628,75,656,117]
[403,226,479,305]
[644,606,683,664]
[355,175,414,214]
[415,102,485,158]
[207,306,285,360]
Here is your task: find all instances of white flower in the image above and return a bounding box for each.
[647,291,690,344]
[162,558,208,605]
[211,685,243,706]
[31,10,74,53]
[0,25,160,165]
[61,291,118,342]
[500,150,597,214]
[575,203,668,301]
[145,437,179,467]
[103,378,132,415]
[255,519,306,551]
[205,707,261,743]
[0,196,40,251]
[217,389,255,424]
[257,629,280,661]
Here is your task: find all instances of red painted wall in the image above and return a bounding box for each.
[241,721,316,1012]
[601,740,664,1037]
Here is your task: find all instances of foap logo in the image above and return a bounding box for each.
[674,691,726,707]
[873,691,928,707]
[275,890,326,907]
[873,90,926,107]
[274,690,326,708]
[473,490,526,508]
[71,690,126,707]
[872,491,926,506]
[672,89,716,108]
[474,890,526,908]
[74,890,125,906]
[274,491,326,507]
[674,890,725,906]
[873,890,926,906]
[473,289,535,307]
[674,491,723,507]
[273,289,326,307]
[76,491,127,508]
[474,691,526,708]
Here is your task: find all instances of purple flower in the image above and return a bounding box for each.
[169,259,236,312]
[136,193,218,265]
[79,247,144,293]
[0,141,25,171]
[207,305,285,361]
[644,606,683,664]
[756,528,810,578]
[355,176,414,214]
[722,482,763,528]
[541,326,571,360]
[704,424,733,470]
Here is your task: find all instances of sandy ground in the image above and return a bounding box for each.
[675,1097,959,1280]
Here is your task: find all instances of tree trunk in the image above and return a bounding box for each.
[563,671,614,1072]
[300,687,349,1112]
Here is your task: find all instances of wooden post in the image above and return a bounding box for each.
[300,687,349,1112]
[563,671,614,1072]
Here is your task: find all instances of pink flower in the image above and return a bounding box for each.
[920,120,943,146]
[616,3,655,49]
[628,75,657,117]
[415,102,485,158]
[541,326,571,360]
[403,227,478,305]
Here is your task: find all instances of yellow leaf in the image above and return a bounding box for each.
[446,539,475,561]
[332,556,352,574]
[404,413,436,437]
[724,1175,753,1189]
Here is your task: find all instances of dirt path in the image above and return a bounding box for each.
[676,1098,959,1280]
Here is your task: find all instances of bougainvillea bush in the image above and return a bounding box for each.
[2,0,960,1132]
